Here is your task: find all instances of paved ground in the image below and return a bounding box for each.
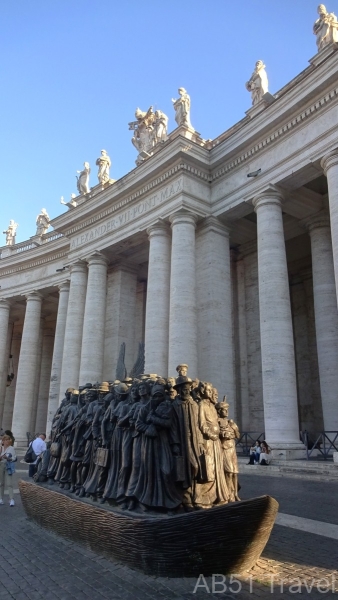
[1,470,338,599]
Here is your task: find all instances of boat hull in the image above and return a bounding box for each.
[19,480,278,577]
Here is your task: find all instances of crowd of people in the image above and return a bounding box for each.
[34,364,241,513]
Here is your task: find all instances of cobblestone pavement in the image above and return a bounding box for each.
[0,472,337,599]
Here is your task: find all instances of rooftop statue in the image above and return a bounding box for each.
[129,106,168,164]
[76,162,90,195]
[129,106,156,156]
[313,4,338,50]
[245,61,269,106]
[153,110,168,144]
[172,88,193,129]
[3,220,18,246]
[96,150,111,185]
[35,208,50,236]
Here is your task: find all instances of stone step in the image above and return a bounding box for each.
[237,455,337,469]
[239,461,338,480]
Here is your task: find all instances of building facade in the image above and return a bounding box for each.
[1,34,338,456]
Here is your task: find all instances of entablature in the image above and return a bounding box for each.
[210,44,338,172]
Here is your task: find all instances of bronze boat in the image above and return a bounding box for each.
[19,480,278,578]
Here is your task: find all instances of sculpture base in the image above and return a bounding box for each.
[19,480,278,578]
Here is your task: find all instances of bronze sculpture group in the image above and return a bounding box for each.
[44,364,240,514]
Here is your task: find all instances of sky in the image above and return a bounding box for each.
[0,0,330,243]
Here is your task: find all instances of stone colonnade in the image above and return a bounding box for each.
[0,210,237,443]
[1,148,338,448]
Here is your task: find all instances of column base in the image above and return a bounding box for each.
[14,439,29,448]
[269,442,307,460]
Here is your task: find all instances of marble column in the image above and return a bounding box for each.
[321,151,338,301]
[79,253,108,384]
[144,222,171,376]
[305,212,338,431]
[290,274,318,433]
[59,261,88,401]
[168,212,198,378]
[242,246,264,433]
[46,282,70,436]
[134,281,147,360]
[2,324,22,430]
[235,257,250,431]
[103,265,137,380]
[35,326,55,433]
[196,217,234,404]
[0,300,11,427]
[30,317,43,433]
[253,188,304,456]
[12,292,43,445]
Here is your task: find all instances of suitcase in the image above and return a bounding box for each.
[95,447,109,467]
[199,452,215,482]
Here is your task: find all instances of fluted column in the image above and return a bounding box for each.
[59,261,87,401]
[46,282,70,435]
[253,189,303,454]
[35,326,55,433]
[305,212,338,431]
[196,217,234,404]
[321,151,338,302]
[12,292,43,444]
[0,300,11,426]
[144,222,171,376]
[168,212,198,378]
[79,252,108,384]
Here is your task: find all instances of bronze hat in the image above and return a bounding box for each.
[173,376,193,390]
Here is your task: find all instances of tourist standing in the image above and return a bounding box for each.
[0,434,17,506]
[29,434,47,478]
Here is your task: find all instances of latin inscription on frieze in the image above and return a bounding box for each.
[70,179,182,249]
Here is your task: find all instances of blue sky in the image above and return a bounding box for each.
[0,0,328,243]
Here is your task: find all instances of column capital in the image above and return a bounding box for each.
[197,216,230,238]
[252,186,285,212]
[86,251,109,267]
[25,291,43,303]
[0,298,11,311]
[58,280,70,293]
[70,259,87,275]
[169,211,198,228]
[320,149,338,175]
[146,220,171,239]
[300,210,331,233]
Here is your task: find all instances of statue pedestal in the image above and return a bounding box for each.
[309,42,338,67]
[1,246,14,258]
[245,93,276,119]
[169,125,206,146]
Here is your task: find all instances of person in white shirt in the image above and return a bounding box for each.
[0,434,17,506]
[29,434,47,478]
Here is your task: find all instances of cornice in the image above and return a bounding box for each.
[212,85,338,182]
[0,249,69,277]
[61,162,210,238]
